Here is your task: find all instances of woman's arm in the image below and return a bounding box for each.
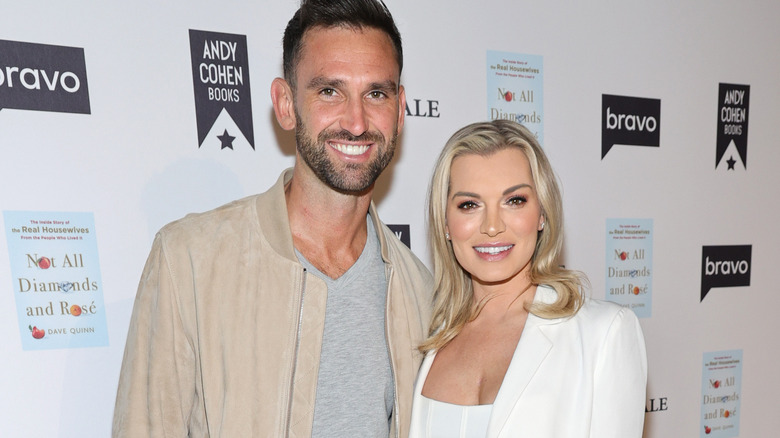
[589,307,648,437]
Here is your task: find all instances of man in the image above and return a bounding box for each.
[112,0,432,436]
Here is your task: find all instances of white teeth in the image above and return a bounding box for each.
[333,143,369,156]
[475,245,512,255]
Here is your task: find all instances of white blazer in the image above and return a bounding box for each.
[409,285,647,438]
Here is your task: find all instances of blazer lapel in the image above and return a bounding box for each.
[488,286,562,435]
[408,351,435,438]
[487,314,553,434]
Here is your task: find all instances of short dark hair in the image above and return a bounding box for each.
[282,0,403,89]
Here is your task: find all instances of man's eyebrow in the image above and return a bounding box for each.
[306,76,345,90]
[368,80,399,94]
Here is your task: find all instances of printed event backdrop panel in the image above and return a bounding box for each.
[0,1,778,437]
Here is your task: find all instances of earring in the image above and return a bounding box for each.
[445,232,450,239]
[539,222,545,231]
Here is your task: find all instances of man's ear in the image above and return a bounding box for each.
[396,84,406,135]
[271,77,296,130]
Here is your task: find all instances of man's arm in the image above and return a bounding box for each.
[112,233,197,437]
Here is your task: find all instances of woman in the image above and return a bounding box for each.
[409,120,647,437]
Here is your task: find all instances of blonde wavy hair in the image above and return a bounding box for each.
[420,119,586,353]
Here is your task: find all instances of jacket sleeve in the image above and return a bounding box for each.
[589,307,648,438]
[112,233,197,437]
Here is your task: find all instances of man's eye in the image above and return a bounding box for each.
[368,90,387,99]
[320,88,336,96]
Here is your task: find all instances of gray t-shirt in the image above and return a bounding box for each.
[296,216,394,437]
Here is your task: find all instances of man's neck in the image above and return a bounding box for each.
[285,163,375,279]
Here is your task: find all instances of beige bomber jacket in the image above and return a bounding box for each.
[113,169,433,437]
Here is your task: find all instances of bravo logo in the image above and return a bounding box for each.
[386,224,411,248]
[0,39,91,114]
[601,94,660,159]
[701,245,751,301]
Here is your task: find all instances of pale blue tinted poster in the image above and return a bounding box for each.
[3,211,109,350]
[605,218,653,317]
[486,51,543,145]
[701,350,742,437]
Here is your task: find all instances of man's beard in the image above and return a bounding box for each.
[295,114,397,193]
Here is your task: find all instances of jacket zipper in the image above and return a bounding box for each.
[285,268,307,438]
[385,265,400,438]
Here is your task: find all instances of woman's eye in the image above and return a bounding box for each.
[457,200,479,210]
[507,196,527,206]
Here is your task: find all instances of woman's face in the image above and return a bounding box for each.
[445,148,544,289]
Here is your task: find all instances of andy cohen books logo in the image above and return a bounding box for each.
[189,30,254,150]
[701,245,751,301]
[601,94,660,159]
[0,39,90,114]
[716,83,749,170]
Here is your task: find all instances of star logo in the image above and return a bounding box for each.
[217,129,235,150]
[726,156,736,170]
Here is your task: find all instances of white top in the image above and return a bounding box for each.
[410,394,492,438]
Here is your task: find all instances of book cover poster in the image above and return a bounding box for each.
[4,211,109,350]
[701,350,742,437]
[486,51,543,145]
[605,218,653,317]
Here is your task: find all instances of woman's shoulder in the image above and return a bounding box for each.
[537,284,639,328]
[573,296,642,340]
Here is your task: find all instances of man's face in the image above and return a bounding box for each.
[292,26,405,193]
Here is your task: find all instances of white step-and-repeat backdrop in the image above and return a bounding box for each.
[2,1,778,436]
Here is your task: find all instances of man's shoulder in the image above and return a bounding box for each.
[158,194,262,243]
[158,169,288,241]
[375,221,431,282]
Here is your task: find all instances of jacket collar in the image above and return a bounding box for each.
[254,169,298,263]
[253,168,388,264]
